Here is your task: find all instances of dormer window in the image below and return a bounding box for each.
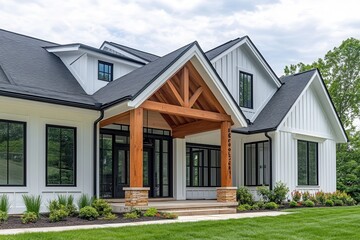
[239,71,253,109]
[98,61,113,82]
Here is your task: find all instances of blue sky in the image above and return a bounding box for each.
[1,0,359,75]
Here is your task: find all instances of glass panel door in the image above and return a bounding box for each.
[114,149,129,198]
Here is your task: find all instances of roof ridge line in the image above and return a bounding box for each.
[205,37,243,53]
[109,42,160,58]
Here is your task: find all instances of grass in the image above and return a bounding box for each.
[2,206,360,239]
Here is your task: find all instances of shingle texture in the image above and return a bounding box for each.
[233,69,317,134]
[107,42,160,62]
[0,29,97,107]
[205,37,246,60]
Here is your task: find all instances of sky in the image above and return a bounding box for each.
[1,0,359,75]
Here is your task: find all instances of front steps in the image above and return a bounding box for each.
[109,200,238,216]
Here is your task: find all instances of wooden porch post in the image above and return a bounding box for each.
[217,121,237,202]
[124,108,149,206]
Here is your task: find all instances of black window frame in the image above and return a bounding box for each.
[98,60,113,82]
[239,71,253,109]
[244,140,270,187]
[186,143,221,187]
[0,119,26,187]
[46,124,77,187]
[297,140,319,186]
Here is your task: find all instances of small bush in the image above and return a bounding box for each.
[325,199,334,207]
[49,208,68,222]
[334,199,344,206]
[304,200,315,207]
[257,182,289,204]
[257,186,271,202]
[103,213,118,220]
[78,206,99,220]
[92,199,112,216]
[237,204,252,211]
[159,212,178,219]
[22,195,41,218]
[123,212,139,219]
[130,208,142,217]
[21,212,38,224]
[55,195,77,216]
[315,191,327,205]
[345,197,356,206]
[236,187,254,205]
[144,208,158,217]
[251,203,260,210]
[256,201,265,209]
[78,194,94,210]
[0,210,8,222]
[289,201,298,208]
[291,191,301,202]
[48,199,60,213]
[264,202,278,210]
[302,191,311,202]
[0,195,10,214]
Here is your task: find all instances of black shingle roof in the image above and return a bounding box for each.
[0,29,98,108]
[93,42,196,108]
[205,37,246,60]
[105,41,160,62]
[233,69,317,134]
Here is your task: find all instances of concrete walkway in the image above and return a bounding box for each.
[0,211,292,235]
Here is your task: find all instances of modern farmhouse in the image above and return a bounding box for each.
[0,29,347,213]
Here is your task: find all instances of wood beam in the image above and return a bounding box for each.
[129,108,143,187]
[100,112,130,128]
[183,67,189,107]
[221,121,232,187]
[166,80,184,106]
[189,87,203,108]
[172,120,220,138]
[141,100,232,122]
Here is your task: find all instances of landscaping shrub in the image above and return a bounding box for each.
[315,191,327,205]
[144,207,158,217]
[236,187,254,205]
[325,199,334,207]
[21,212,38,224]
[78,194,94,209]
[289,201,298,208]
[103,213,118,220]
[0,210,8,222]
[334,199,344,206]
[251,203,260,210]
[257,182,289,204]
[291,191,301,202]
[78,206,99,220]
[304,200,315,207]
[0,195,10,214]
[49,208,68,222]
[92,199,112,216]
[123,212,139,219]
[130,208,142,217]
[56,195,77,216]
[159,212,178,219]
[237,204,252,211]
[345,197,356,206]
[264,202,278,210]
[309,195,318,205]
[302,191,311,202]
[256,201,265,209]
[331,190,349,203]
[22,195,41,218]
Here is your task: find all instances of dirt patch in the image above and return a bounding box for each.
[0,213,165,230]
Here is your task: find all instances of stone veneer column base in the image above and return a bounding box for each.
[123,187,150,207]
[216,187,237,203]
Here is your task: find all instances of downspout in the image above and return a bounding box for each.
[265,132,273,190]
[93,108,104,197]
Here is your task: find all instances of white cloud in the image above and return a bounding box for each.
[0,0,359,74]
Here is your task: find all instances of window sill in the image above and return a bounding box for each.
[296,185,320,189]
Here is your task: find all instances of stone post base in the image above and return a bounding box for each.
[216,187,237,203]
[123,187,150,207]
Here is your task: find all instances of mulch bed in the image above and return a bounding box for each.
[0,213,165,230]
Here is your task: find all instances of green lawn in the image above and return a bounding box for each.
[2,206,360,240]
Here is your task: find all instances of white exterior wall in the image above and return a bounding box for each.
[275,83,338,198]
[0,96,98,214]
[212,44,277,121]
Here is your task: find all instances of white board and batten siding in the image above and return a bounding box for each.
[0,96,98,214]
[211,44,277,121]
[275,83,337,197]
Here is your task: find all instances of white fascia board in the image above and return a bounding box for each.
[210,38,281,88]
[127,45,248,128]
[81,49,143,68]
[45,44,81,53]
[103,101,131,120]
[101,43,149,64]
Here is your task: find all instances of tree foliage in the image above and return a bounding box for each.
[284,38,360,201]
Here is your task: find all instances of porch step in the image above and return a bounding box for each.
[162,207,236,216]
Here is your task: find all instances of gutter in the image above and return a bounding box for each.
[265,132,273,190]
[93,108,104,197]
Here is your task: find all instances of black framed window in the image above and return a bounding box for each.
[186,144,220,187]
[244,141,270,186]
[46,125,76,186]
[0,120,26,186]
[298,140,318,185]
[239,71,253,108]
[98,61,113,82]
